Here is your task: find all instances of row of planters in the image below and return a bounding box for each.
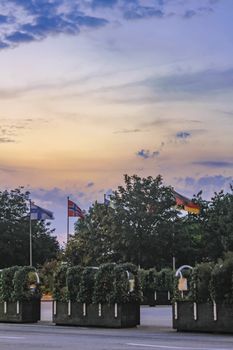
[173,253,233,333]
[53,262,141,328]
[139,268,174,306]
[0,266,41,323]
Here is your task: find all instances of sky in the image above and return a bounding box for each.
[0,0,233,243]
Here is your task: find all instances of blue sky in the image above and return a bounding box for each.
[0,0,232,243]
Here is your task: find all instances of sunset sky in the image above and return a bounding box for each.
[0,0,232,243]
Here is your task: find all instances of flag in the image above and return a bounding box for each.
[173,191,201,215]
[30,203,54,220]
[68,199,85,219]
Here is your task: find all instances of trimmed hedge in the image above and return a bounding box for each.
[139,268,174,296]
[174,254,233,304]
[0,266,40,302]
[53,263,141,304]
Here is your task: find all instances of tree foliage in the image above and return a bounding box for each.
[65,175,233,270]
[0,187,60,267]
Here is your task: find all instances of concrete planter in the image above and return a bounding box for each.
[53,301,140,328]
[0,300,40,323]
[173,301,233,333]
[142,290,171,306]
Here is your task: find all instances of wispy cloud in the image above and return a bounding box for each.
[176,131,191,140]
[145,68,233,99]
[114,128,142,134]
[193,160,233,168]
[87,182,94,188]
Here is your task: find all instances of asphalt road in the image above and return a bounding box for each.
[0,305,233,350]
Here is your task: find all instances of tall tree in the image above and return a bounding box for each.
[66,175,179,269]
[0,188,60,267]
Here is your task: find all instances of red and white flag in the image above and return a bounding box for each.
[68,199,85,219]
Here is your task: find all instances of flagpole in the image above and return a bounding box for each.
[29,199,32,266]
[67,196,69,244]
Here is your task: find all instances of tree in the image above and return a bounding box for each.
[0,187,60,267]
[66,174,179,269]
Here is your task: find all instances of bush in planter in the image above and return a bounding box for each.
[53,264,69,302]
[67,266,83,302]
[1,266,21,302]
[93,263,116,304]
[190,262,213,303]
[210,254,233,304]
[13,266,41,301]
[110,265,132,304]
[120,263,142,303]
[157,268,174,292]
[79,267,98,304]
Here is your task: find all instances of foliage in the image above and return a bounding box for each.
[66,175,179,269]
[157,268,174,292]
[78,267,98,303]
[67,266,83,301]
[38,260,58,295]
[0,266,21,302]
[93,263,116,304]
[0,187,60,267]
[210,253,233,304]
[190,262,213,303]
[53,264,69,302]
[13,266,41,301]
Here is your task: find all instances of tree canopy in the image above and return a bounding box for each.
[65,175,233,270]
[0,187,60,268]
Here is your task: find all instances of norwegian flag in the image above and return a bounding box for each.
[68,199,85,219]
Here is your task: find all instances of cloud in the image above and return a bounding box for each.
[87,182,94,187]
[174,175,233,199]
[0,0,219,50]
[193,161,233,168]
[176,131,191,140]
[0,0,108,49]
[31,187,85,207]
[0,137,15,143]
[146,68,233,99]
[136,149,160,159]
[114,128,142,134]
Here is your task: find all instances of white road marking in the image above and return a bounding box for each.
[126,343,231,350]
[0,336,25,340]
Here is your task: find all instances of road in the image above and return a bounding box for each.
[0,305,232,350]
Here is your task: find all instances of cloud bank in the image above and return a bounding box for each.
[0,0,219,49]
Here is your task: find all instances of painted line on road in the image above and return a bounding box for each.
[126,343,232,350]
[0,336,25,340]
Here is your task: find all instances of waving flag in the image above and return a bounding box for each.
[68,199,85,219]
[173,191,201,214]
[30,203,54,220]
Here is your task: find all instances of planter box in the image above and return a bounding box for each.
[53,301,140,328]
[142,290,171,306]
[0,300,40,323]
[173,301,233,333]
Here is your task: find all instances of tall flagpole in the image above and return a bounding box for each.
[29,199,32,266]
[67,196,69,244]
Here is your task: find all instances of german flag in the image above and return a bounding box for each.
[173,191,201,215]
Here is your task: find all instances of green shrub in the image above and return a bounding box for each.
[120,263,142,303]
[79,267,98,303]
[210,255,233,304]
[157,268,174,292]
[93,263,116,304]
[1,266,21,302]
[110,265,132,304]
[67,266,83,301]
[13,266,41,301]
[190,262,213,303]
[53,264,68,301]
